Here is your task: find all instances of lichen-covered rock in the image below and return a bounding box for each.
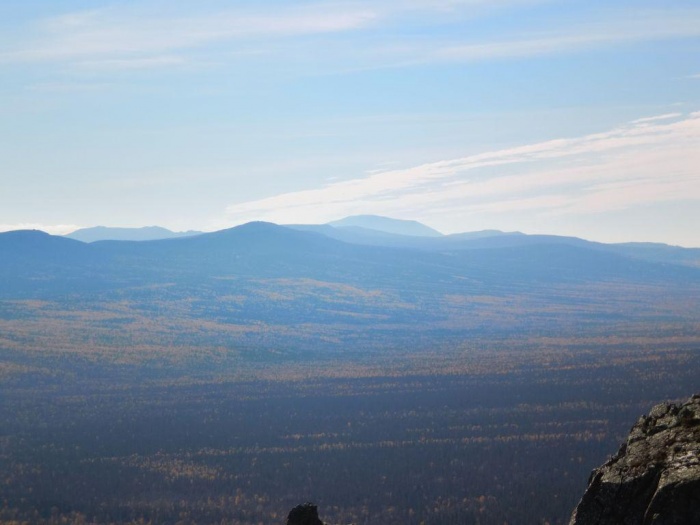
[569,394,700,524]
[287,502,324,525]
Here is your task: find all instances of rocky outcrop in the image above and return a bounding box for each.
[287,502,324,525]
[569,394,700,524]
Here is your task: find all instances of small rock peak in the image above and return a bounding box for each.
[569,394,700,525]
[286,502,324,525]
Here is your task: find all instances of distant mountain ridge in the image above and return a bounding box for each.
[58,216,700,270]
[2,221,700,359]
[286,218,700,267]
[327,215,443,237]
[2,221,699,293]
[65,226,203,243]
[4,220,699,274]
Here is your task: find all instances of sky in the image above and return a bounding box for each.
[1,0,699,246]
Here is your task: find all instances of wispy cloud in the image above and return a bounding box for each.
[0,4,378,65]
[2,3,699,72]
[73,55,188,71]
[423,9,700,64]
[221,112,700,228]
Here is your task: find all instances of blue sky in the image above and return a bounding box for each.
[1,0,699,245]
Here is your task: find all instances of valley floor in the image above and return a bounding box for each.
[2,340,698,524]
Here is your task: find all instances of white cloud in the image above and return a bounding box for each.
[222,112,700,227]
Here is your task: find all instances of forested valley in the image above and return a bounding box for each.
[1,224,699,524]
[3,340,699,524]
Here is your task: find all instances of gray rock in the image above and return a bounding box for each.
[287,502,324,525]
[570,394,700,524]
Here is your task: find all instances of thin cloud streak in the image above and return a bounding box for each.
[222,112,700,228]
[2,4,699,73]
[430,10,700,63]
[0,5,379,64]
[73,55,187,70]
[631,113,683,124]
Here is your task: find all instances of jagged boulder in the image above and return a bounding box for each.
[287,502,324,525]
[569,394,700,524]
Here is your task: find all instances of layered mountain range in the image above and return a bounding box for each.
[59,216,700,269]
[2,216,699,363]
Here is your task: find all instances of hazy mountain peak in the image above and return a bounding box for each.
[231,221,281,230]
[208,221,294,237]
[1,229,51,238]
[65,225,202,243]
[328,215,443,237]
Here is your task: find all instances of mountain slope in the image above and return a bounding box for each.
[0,229,94,269]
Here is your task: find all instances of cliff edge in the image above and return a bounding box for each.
[569,394,700,524]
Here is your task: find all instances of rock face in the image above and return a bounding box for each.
[287,502,324,525]
[570,394,700,524]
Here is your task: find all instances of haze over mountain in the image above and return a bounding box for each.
[285,216,700,267]
[5,221,700,287]
[327,215,443,237]
[65,226,203,243]
[55,216,700,270]
[2,221,700,358]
